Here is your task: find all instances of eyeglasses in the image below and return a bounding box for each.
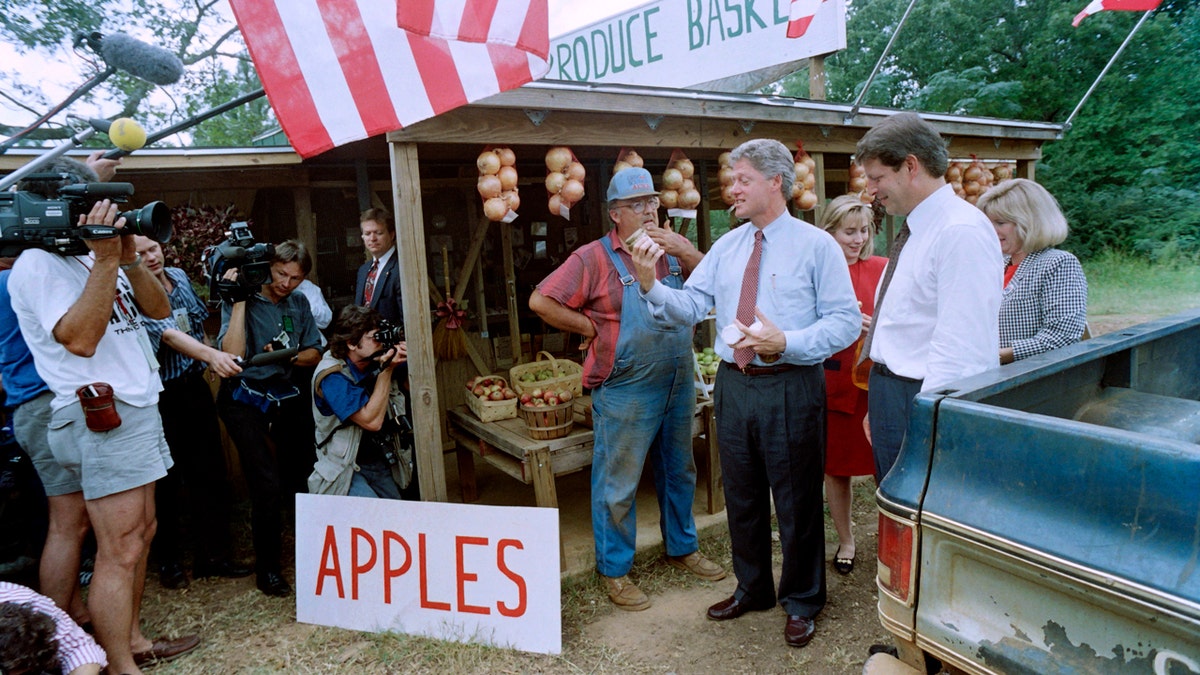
[616,197,660,214]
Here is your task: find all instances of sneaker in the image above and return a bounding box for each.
[666,551,728,581]
[602,575,650,611]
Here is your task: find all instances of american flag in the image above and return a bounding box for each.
[1073,0,1163,27]
[787,0,828,39]
[228,0,549,158]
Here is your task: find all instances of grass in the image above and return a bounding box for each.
[1084,249,1200,318]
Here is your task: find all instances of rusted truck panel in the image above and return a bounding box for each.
[873,308,1200,674]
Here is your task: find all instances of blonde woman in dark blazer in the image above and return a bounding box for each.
[976,179,1088,364]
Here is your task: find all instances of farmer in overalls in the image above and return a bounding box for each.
[530,167,725,611]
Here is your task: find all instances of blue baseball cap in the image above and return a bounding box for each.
[606,167,659,202]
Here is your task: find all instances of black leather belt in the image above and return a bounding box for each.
[872,362,922,384]
[720,361,807,376]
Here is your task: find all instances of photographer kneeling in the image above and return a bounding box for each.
[310,306,414,499]
[215,240,322,597]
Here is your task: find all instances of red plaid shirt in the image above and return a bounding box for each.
[537,230,676,388]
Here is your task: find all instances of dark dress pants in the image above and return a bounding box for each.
[216,384,285,575]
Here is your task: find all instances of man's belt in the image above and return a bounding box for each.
[720,361,809,376]
[872,362,922,384]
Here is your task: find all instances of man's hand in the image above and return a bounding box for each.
[217,268,252,303]
[728,308,787,357]
[379,342,408,370]
[645,225,703,273]
[863,412,872,445]
[206,350,243,378]
[81,200,126,262]
[85,150,121,183]
[630,235,663,292]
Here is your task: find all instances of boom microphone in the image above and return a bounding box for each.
[56,182,137,199]
[96,32,184,85]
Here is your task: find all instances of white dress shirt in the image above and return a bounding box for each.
[869,184,1003,392]
[642,211,860,366]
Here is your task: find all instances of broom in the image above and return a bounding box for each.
[432,245,467,360]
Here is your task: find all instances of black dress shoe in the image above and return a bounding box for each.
[256,572,292,597]
[194,558,253,579]
[159,562,189,590]
[784,615,816,647]
[706,595,775,621]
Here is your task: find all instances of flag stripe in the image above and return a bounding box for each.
[228,0,333,155]
[317,0,401,138]
[459,0,501,43]
[1074,0,1162,26]
[490,42,534,92]
[787,0,825,39]
[408,34,469,115]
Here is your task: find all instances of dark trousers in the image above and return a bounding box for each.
[274,365,316,497]
[216,383,287,575]
[866,364,923,483]
[154,371,235,565]
[714,362,827,619]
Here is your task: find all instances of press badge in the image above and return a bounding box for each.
[272,329,292,350]
[173,308,191,333]
[282,315,294,333]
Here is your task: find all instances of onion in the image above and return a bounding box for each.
[502,189,520,211]
[477,174,502,199]
[951,180,964,195]
[659,189,679,209]
[496,147,516,167]
[849,176,867,193]
[796,190,818,211]
[477,151,500,175]
[679,178,695,193]
[721,184,735,205]
[859,191,874,204]
[802,172,816,190]
[483,197,508,221]
[561,179,585,204]
[849,162,865,178]
[802,156,816,171]
[791,183,803,199]
[993,163,1013,182]
[794,162,811,181]
[963,165,984,182]
[717,152,732,167]
[613,160,632,174]
[963,180,981,196]
[624,151,644,168]
[675,159,694,179]
[718,166,734,186]
[545,171,566,195]
[566,161,586,182]
[546,147,572,173]
[946,162,964,182]
[498,165,518,191]
[548,193,564,214]
[662,168,684,191]
[678,188,701,209]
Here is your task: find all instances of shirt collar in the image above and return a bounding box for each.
[906,183,956,233]
[375,246,396,268]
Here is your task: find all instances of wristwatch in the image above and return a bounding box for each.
[119,253,143,271]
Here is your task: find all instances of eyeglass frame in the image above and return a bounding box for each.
[612,196,660,214]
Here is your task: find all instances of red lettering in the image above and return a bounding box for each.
[419,533,451,611]
[456,536,490,615]
[351,527,377,600]
[315,525,344,598]
[382,530,412,604]
[496,538,528,617]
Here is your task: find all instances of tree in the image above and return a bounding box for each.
[0,0,271,148]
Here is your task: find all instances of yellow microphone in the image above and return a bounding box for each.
[107,117,146,152]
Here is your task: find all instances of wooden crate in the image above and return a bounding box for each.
[518,401,574,440]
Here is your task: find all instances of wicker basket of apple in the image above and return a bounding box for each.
[464,375,519,422]
[518,387,575,440]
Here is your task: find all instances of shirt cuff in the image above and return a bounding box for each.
[639,279,665,303]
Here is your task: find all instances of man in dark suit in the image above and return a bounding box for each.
[352,208,418,499]
[354,208,403,324]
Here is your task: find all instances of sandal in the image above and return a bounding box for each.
[833,554,855,575]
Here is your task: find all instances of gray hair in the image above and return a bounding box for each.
[729,139,795,200]
[975,178,1069,253]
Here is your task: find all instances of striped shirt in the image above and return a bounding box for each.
[0,581,107,673]
[144,267,210,382]
[537,230,676,388]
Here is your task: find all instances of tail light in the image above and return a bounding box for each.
[877,510,916,605]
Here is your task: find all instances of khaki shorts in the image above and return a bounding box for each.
[13,391,80,497]
[47,399,173,501]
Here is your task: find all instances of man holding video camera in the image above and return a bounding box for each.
[215,239,322,597]
[7,158,198,674]
[309,305,414,499]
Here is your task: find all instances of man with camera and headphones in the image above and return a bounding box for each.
[309,305,415,500]
[7,157,199,674]
[215,239,322,597]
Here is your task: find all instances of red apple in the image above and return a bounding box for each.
[489,390,505,401]
[546,395,559,406]
[503,388,517,399]
[531,388,543,399]
[472,385,486,396]
[559,390,573,402]
[519,393,533,405]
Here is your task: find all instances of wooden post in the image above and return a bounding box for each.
[811,152,827,225]
[501,222,522,363]
[390,142,447,502]
[809,54,826,101]
[293,182,318,285]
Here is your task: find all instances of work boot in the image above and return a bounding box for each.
[666,551,727,581]
[602,575,650,611]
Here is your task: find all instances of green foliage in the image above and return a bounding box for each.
[1084,248,1200,317]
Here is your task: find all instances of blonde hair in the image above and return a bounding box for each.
[818,195,876,261]
[976,178,1069,254]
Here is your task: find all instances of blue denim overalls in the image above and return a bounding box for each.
[591,238,699,577]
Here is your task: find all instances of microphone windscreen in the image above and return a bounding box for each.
[100,32,184,85]
[108,118,146,152]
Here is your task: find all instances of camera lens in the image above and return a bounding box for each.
[118,201,172,243]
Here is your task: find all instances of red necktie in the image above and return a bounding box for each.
[734,229,764,369]
[363,259,379,305]
[857,223,911,366]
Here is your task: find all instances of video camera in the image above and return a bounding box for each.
[202,222,274,303]
[374,318,405,347]
[0,178,171,257]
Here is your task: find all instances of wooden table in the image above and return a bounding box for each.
[448,400,723,514]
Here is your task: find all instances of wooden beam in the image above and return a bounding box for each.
[809,55,827,101]
[292,182,318,285]
[390,142,447,502]
[501,222,522,363]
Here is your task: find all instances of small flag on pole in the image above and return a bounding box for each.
[787,0,828,38]
[228,0,550,158]
[1073,0,1163,27]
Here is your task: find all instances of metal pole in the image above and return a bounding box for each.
[1062,10,1155,133]
[103,88,267,159]
[843,0,920,125]
[0,128,98,191]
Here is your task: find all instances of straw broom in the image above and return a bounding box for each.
[432,245,467,360]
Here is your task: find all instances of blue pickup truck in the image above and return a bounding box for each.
[866,309,1200,674]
